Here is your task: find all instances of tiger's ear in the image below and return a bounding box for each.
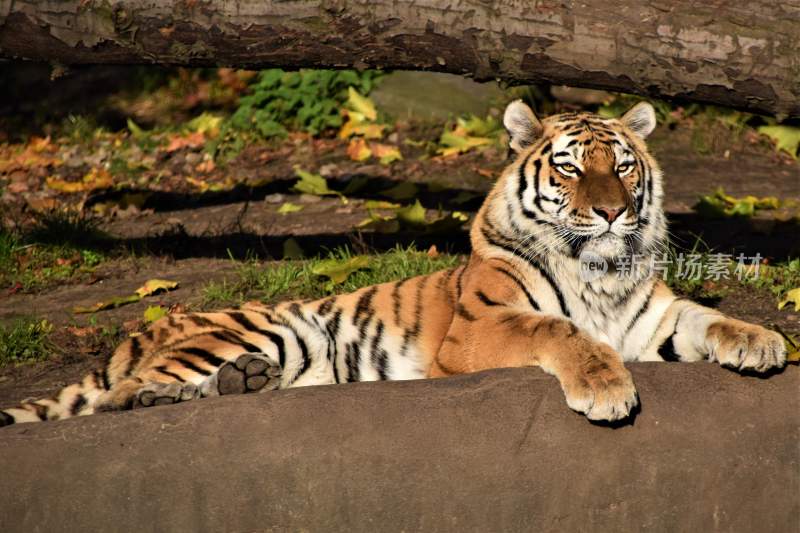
[621,101,657,138]
[503,100,543,154]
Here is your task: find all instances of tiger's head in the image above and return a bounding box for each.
[480,100,666,263]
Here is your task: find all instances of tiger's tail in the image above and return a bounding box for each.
[0,369,108,427]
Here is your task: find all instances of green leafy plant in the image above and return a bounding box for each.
[227,69,382,137]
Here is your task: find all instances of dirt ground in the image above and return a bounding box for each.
[0,70,798,409]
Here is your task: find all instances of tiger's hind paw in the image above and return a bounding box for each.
[134,381,200,409]
[217,353,282,396]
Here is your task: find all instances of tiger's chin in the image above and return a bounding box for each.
[580,233,629,261]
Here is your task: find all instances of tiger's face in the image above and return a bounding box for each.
[500,100,665,261]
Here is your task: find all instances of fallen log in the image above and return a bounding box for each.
[0,363,798,532]
[0,1,798,117]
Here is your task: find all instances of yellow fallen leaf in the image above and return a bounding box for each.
[346,87,377,121]
[312,255,371,287]
[437,131,492,157]
[46,168,113,193]
[143,305,168,324]
[778,288,800,312]
[347,138,372,161]
[277,202,304,214]
[363,200,401,209]
[292,167,347,203]
[339,114,386,139]
[758,124,800,159]
[187,112,223,138]
[135,279,179,298]
[370,143,403,165]
[186,176,210,192]
[396,199,427,226]
[46,177,91,193]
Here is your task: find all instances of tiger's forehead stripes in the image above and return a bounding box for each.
[547,122,634,169]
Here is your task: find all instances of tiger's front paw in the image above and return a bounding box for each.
[706,319,786,373]
[562,351,639,422]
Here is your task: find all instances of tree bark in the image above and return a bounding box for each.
[0,364,798,532]
[0,1,798,118]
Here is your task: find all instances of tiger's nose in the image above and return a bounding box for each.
[592,205,626,223]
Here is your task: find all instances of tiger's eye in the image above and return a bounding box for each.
[617,163,632,174]
[559,163,576,173]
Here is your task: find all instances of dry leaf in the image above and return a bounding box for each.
[135,279,179,298]
[347,138,372,161]
[143,305,168,324]
[370,143,403,165]
[165,131,205,152]
[196,159,215,173]
[778,288,800,312]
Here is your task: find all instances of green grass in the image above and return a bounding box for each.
[0,317,54,366]
[743,258,800,301]
[201,245,461,308]
[0,212,107,291]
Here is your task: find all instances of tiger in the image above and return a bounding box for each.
[0,100,787,428]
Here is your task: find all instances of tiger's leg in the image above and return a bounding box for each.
[131,353,282,407]
[649,298,786,372]
[432,308,638,422]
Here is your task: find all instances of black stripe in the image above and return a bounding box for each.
[658,334,680,362]
[317,297,335,316]
[346,342,361,382]
[492,266,540,310]
[353,286,378,326]
[625,283,656,334]
[0,411,14,426]
[174,357,212,376]
[155,365,184,381]
[69,394,87,416]
[481,230,568,316]
[401,276,428,358]
[209,330,262,355]
[186,315,215,328]
[263,330,287,368]
[370,321,389,380]
[455,266,467,298]
[285,325,311,384]
[532,158,544,212]
[95,369,111,391]
[517,153,540,220]
[475,290,503,307]
[126,336,143,375]
[391,279,407,326]
[456,303,477,321]
[325,310,342,364]
[181,346,228,368]
[228,311,264,334]
[29,402,48,420]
